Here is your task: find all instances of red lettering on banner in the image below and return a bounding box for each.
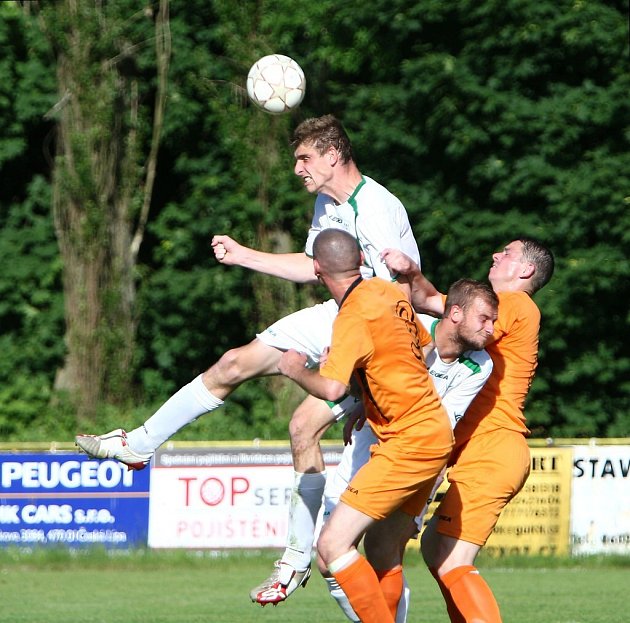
[231,477,249,503]
[176,521,188,536]
[174,517,285,541]
[178,476,252,507]
[200,478,225,506]
[178,477,197,506]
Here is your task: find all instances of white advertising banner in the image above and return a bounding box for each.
[148,442,630,554]
[570,445,630,554]
[148,446,343,549]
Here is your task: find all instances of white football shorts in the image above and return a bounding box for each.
[256,298,339,367]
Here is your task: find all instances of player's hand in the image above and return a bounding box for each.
[211,235,246,265]
[343,405,366,445]
[278,349,308,378]
[380,248,419,277]
[318,346,330,367]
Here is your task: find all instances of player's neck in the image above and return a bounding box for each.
[432,322,459,364]
[490,280,531,295]
[327,164,363,205]
[330,274,362,306]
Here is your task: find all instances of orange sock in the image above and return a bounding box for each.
[429,566,466,623]
[333,556,395,623]
[441,565,502,623]
[375,565,403,619]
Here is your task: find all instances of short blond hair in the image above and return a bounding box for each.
[291,115,354,163]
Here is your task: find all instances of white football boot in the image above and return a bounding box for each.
[75,428,152,471]
[250,560,312,606]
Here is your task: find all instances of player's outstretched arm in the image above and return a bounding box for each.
[381,248,445,316]
[278,349,349,402]
[211,234,318,283]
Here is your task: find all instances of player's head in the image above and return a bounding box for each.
[444,278,498,351]
[489,238,554,294]
[291,115,354,163]
[519,237,555,293]
[312,229,362,281]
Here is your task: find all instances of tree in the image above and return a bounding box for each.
[0,0,627,439]
[0,2,62,436]
[37,0,171,420]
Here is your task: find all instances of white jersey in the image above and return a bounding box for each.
[420,314,494,428]
[304,176,421,280]
[258,175,419,364]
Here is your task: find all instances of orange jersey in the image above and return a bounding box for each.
[320,278,451,449]
[457,290,540,438]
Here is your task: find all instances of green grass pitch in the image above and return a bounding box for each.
[0,548,627,622]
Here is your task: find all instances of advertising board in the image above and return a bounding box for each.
[148,445,342,548]
[420,446,574,556]
[0,452,150,547]
[570,445,630,554]
[485,446,573,556]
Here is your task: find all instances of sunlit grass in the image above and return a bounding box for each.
[0,548,626,622]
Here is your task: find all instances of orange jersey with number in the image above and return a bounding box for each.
[320,278,452,449]
[456,290,540,439]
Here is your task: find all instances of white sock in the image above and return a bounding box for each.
[127,374,223,453]
[280,471,327,571]
[395,573,410,623]
[324,576,360,622]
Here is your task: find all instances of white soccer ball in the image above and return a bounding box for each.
[246,54,306,114]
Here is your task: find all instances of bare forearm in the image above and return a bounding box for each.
[407,271,445,316]
[296,370,347,402]
[381,248,444,315]
[280,356,348,402]
[212,235,318,283]
[236,249,317,283]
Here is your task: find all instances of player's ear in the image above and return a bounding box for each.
[313,258,322,278]
[449,305,463,323]
[327,146,339,166]
[520,262,535,280]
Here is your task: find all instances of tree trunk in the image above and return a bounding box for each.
[41,0,170,421]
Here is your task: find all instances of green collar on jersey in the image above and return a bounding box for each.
[429,317,482,374]
[429,318,439,341]
[347,176,366,215]
[347,176,370,273]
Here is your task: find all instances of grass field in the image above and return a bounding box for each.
[0,548,627,622]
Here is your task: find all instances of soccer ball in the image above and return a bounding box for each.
[246,54,306,114]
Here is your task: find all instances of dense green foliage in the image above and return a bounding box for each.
[0,0,628,440]
[0,548,627,622]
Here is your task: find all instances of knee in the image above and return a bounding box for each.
[422,531,472,577]
[316,551,328,576]
[289,405,320,447]
[207,347,246,386]
[365,529,402,569]
[420,523,437,568]
[364,532,383,566]
[316,533,333,568]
